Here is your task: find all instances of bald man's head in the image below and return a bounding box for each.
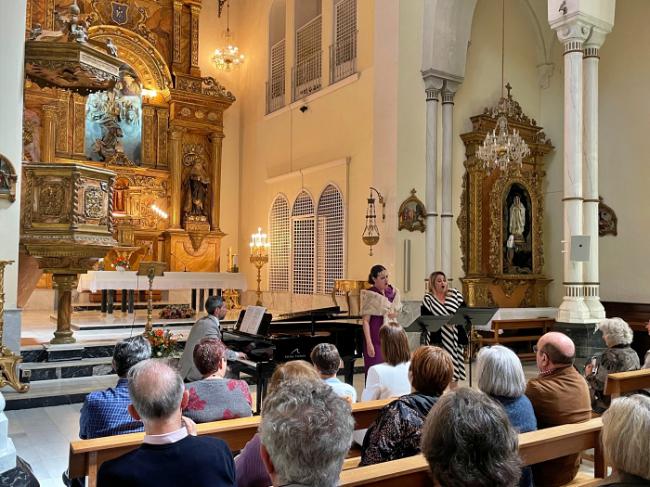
[537,332,575,366]
[128,359,184,421]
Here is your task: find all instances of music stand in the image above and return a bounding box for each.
[404,315,451,334]
[137,261,167,332]
[448,307,497,387]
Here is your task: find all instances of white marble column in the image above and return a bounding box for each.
[583,31,608,321]
[555,23,592,323]
[422,75,443,277]
[441,80,458,278]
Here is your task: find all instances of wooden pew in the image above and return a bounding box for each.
[604,368,650,399]
[68,398,392,487]
[338,418,604,487]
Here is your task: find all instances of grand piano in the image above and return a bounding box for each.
[222,306,363,412]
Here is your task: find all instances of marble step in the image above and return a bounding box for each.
[19,357,114,383]
[72,301,193,312]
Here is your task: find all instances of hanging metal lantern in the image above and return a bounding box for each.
[362,187,385,256]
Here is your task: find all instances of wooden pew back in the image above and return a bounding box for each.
[604,368,650,399]
[338,418,604,487]
[69,398,392,484]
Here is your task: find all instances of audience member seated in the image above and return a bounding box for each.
[362,323,411,401]
[97,359,235,487]
[183,338,253,423]
[259,378,354,487]
[236,360,320,487]
[421,387,522,487]
[526,332,591,487]
[310,343,357,402]
[599,394,650,486]
[477,345,536,487]
[359,346,453,466]
[352,323,411,445]
[79,335,151,439]
[585,318,640,413]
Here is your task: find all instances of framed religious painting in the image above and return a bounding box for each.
[398,189,426,232]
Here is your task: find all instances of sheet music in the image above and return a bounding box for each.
[239,305,266,334]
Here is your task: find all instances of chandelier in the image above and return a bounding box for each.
[477,0,530,171]
[212,0,245,71]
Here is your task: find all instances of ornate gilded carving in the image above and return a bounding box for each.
[89,26,173,92]
[175,75,236,102]
[182,143,210,224]
[156,108,169,168]
[142,105,156,165]
[39,182,65,216]
[0,155,18,204]
[598,196,617,236]
[190,5,200,70]
[459,89,553,307]
[172,1,182,64]
[84,186,104,218]
[89,0,158,46]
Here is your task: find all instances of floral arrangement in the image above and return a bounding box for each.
[113,256,129,270]
[144,328,180,358]
[159,304,194,320]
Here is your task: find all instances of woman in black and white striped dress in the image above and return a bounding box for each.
[421,271,466,386]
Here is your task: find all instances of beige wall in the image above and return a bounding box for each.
[199,0,650,309]
[597,0,650,303]
[0,0,26,350]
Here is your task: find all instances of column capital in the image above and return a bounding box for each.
[422,72,444,91]
[552,19,591,51]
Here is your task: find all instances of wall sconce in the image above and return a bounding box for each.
[362,187,385,256]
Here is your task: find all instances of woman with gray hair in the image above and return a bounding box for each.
[585,317,640,413]
[599,394,650,485]
[477,345,536,487]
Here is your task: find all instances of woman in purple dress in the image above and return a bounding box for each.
[361,265,401,374]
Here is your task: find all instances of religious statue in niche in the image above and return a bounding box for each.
[398,189,426,232]
[0,155,18,203]
[85,67,142,164]
[182,145,210,223]
[503,184,532,274]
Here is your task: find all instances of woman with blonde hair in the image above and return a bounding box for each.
[599,394,650,486]
[585,317,640,413]
[235,360,320,487]
[421,271,466,387]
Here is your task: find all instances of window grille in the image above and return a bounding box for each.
[316,185,344,294]
[331,0,357,83]
[267,39,286,113]
[291,191,315,295]
[269,195,290,292]
[293,15,322,100]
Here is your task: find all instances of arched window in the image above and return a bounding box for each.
[316,185,344,294]
[291,191,315,295]
[293,0,322,100]
[267,0,286,113]
[269,194,290,292]
[331,0,357,82]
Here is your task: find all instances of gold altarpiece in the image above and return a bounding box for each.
[457,92,554,308]
[22,0,234,276]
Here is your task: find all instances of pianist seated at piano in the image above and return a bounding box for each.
[310,343,357,403]
[360,265,403,374]
[183,338,253,423]
[179,296,246,382]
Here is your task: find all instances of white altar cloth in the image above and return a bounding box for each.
[77,271,247,293]
[474,307,558,332]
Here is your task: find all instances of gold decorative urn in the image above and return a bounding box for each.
[21,162,117,344]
